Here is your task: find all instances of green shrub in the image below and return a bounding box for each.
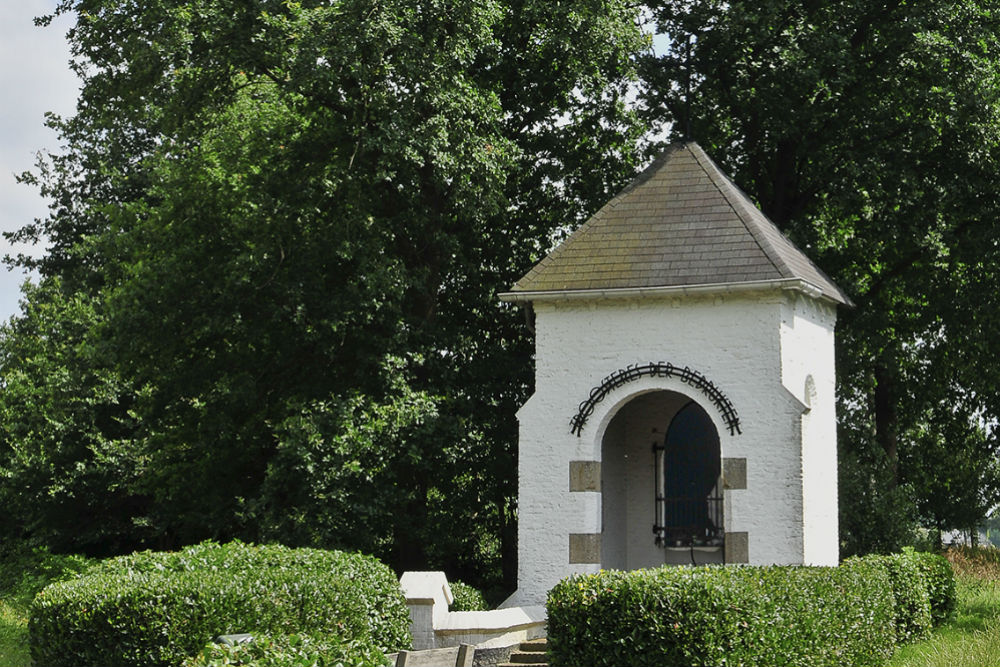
[0,544,92,667]
[547,563,896,667]
[906,549,957,625]
[851,551,932,643]
[29,541,410,667]
[449,581,488,611]
[0,543,91,602]
[181,632,387,667]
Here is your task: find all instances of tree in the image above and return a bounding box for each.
[3,0,647,591]
[640,0,1000,551]
[0,280,148,555]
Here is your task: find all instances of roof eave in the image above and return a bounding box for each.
[499,278,849,306]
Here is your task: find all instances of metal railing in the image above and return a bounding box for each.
[654,494,724,548]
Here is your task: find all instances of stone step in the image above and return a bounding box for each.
[518,639,548,652]
[498,638,548,667]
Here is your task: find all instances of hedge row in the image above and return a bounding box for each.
[846,549,956,643]
[547,550,956,667]
[852,551,930,643]
[908,548,958,624]
[29,541,410,667]
[182,632,387,667]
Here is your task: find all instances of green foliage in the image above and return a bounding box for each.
[907,549,958,625]
[0,542,92,602]
[852,552,933,644]
[448,580,488,612]
[839,448,921,557]
[0,280,148,556]
[260,361,441,559]
[28,541,409,667]
[546,563,897,667]
[181,633,388,667]
[5,0,648,592]
[642,0,1000,546]
[903,416,1000,538]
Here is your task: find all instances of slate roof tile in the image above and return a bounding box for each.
[509,142,850,305]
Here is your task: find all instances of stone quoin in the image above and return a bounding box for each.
[499,142,852,607]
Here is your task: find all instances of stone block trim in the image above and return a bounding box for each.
[569,533,601,564]
[569,460,601,492]
[723,457,747,490]
[725,532,749,564]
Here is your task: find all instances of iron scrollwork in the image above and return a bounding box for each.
[569,362,741,437]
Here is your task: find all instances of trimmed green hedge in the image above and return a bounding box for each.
[29,541,409,667]
[547,562,897,667]
[448,580,488,612]
[181,632,387,667]
[907,549,957,624]
[547,550,957,667]
[849,551,932,643]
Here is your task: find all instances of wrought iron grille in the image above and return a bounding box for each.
[654,437,724,548]
[653,492,724,548]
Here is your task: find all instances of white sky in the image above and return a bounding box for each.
[0,1,77,323]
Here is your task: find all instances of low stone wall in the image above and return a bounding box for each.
[399,572,546,650]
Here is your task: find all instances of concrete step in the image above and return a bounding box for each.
[518,639,548,652]
[498,638,548,667]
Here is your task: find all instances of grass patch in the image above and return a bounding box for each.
[0,545,91,667]
[890,547,1000,667]
[0,596,31,667]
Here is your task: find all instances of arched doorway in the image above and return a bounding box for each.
[656,401,723,552]
[601,391,724,569]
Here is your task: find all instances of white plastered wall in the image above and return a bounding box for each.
[510,288,839,606]
[780,294,839,565]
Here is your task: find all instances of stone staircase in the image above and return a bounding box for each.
[498,638,548,667]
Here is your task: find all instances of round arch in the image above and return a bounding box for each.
[588,371,737,463]
[599,389,725,570]
[570,362,741,438]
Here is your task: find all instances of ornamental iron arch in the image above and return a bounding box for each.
[570,362,741,437]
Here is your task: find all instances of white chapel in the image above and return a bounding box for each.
[500,142,852,607]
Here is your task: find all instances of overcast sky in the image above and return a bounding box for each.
[0,1,77,323]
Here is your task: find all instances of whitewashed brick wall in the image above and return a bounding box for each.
[506,287,840,607]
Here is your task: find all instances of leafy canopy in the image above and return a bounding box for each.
[641,0,1000,550]
[2,0,647,590]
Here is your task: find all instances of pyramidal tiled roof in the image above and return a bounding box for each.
[505,142,851,305]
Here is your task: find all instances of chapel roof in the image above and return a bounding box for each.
[504,142,852,305]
